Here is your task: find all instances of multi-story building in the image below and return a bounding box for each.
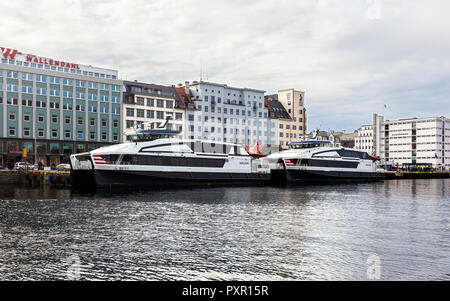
[184,81,277,146]
[122,81,192,140]
[265,89,306,149]
[373,114,450,169]
[264,98,290,149]
[355,125,374,153]
[0,46,122,168]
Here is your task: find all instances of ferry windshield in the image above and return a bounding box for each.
[290,142,331,149]
[127,134,175,142]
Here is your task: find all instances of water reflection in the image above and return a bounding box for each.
[0,179,448,280]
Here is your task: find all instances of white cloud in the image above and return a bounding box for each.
[1,0,449,131]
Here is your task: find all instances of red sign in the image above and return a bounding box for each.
[26,55,80,70]
[8,150,23,154]
[1,47,18,60]
[1,46,80,70]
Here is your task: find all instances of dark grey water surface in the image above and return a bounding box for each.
[0,179,449,280]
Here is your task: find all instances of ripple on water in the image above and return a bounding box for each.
[0,179,449,280]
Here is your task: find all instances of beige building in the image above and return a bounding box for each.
[265,89,307,149]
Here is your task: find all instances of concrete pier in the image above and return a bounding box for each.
[0,170,71,188]
[384,171,450,180]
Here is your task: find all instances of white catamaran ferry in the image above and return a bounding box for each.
[70,120,270,189]
[266,140,384,184]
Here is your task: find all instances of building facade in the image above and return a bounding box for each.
[265,89,306,149]
[355,125,374,153]
[0,46,122,168]
[122,81,191,140]
[184,81,277,146]
[373,114,450,169]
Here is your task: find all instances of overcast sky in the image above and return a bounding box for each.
[1,0,449,132]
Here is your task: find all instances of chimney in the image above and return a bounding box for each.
[185,81,190,94]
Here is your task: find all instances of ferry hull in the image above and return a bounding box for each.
[271,169,384,185]
[71,169,270,190]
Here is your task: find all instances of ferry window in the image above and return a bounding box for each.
[121,155,133,165]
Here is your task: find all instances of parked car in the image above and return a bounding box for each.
[14,162,35,170]
[56,163,71,171]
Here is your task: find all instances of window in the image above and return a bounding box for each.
[137,109,145,118]
[126,120,134,128]
[90,118,95,126]
[7,84,18,92]
[51,129,58,138]
[36,75,47,83]
[77,117,83,125]
[22,73,33,80]
[147,110,155,118]
[175,113,183,120]
[75,80,85,88]
[156,111,164,119]
[76,105,85,112]
[52,115,58,123]
[7,71,18,79]
[136,97,145,106]
[24,127,30,137]
[100,95,109,102]
[126,108,134,117]
[38,128,44,137]
[38,115,44,123]
[101,119,107,127]
[113,133,118,141]
[63,91,73,98]
[63,79,73,86]
[65,130,71,138]
[101,132,107,140]
[77,131,84,139]
[9,112,15,121]
[63,103,73,110]
[65,116,71,124]
[90,132,95,140]
[147,98,154,106]
[49,77,60,84]
[9,127,15,136]
[157,100,164,108]
[166,101,173,108]
[88,94,97,101]
[24,114,30,122]
[113,120,118,128]
[49,89,60,97]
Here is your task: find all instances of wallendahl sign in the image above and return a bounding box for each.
[1,46,80,69]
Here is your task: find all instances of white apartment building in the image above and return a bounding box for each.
[184,81,278,146]
[373,114,450,169]
[354,125,374,154]
[122,81,186,141]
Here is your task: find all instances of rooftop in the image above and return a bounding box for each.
[187,80,265,93]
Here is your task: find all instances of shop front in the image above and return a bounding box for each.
[0,139,112,169]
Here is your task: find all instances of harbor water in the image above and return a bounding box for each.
[0,179,449,280]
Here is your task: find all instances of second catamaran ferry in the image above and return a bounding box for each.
[266,139,384,184]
